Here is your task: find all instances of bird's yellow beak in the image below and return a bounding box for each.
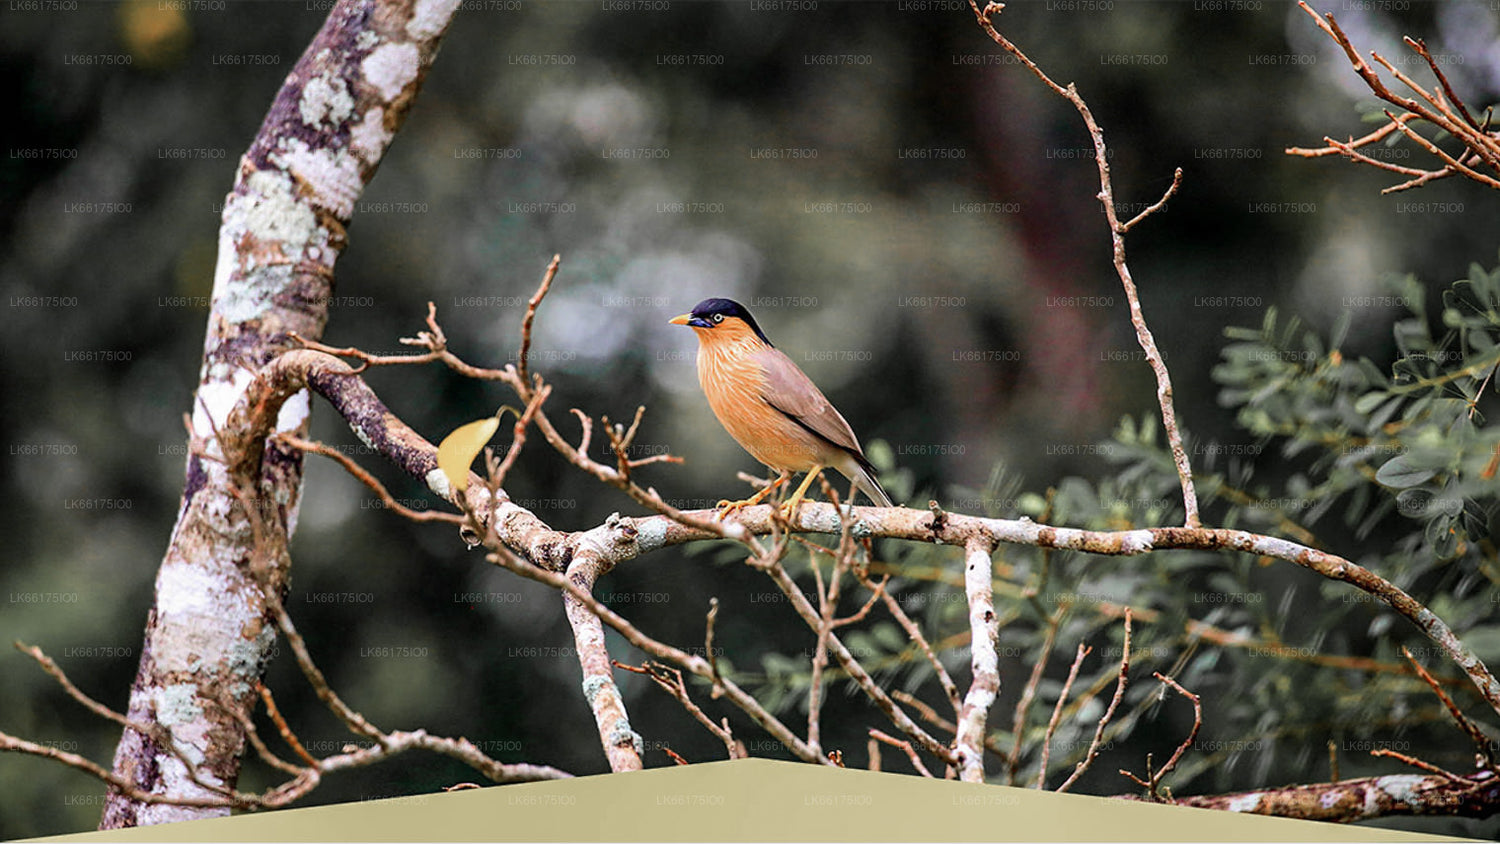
[668,313,692,326]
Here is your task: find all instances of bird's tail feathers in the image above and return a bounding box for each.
[839,458,893,508]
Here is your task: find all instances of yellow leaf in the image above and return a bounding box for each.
[437,417,500,493]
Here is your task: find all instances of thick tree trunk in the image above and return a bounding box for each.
[100,0,460,826]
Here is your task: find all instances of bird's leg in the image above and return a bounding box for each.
[778,467,825,520]
[715,470,790,520]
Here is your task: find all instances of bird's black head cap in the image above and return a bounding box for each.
[688,298,773,346]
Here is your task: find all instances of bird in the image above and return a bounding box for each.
[669,297,893,519]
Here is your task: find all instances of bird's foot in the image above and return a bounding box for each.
[713,472,789,521]
[776,496,806,522]
[714,497,758,521]
[773,469,822,525]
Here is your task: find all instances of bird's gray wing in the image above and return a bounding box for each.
[755,346,866,456]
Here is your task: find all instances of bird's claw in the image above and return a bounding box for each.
[714,498,753,521]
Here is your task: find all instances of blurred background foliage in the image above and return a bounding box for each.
[3,0,1500,838]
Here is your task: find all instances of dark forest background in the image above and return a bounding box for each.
[4,0,1499,838]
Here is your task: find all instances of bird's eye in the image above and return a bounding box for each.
[711,313,724,324]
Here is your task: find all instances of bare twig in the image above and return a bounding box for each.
[1370,748,1470,785]
[1401,647,1495,766]
[517,254,560,389]
[278,434,462,525]
[1035,643,1091,789]
[1135,673,1201,800]
[1007,605,1064,783]
[262,575,383,743]
[1406,36,1480,130]
[807,537,845,756]
[967,0,1199,527]
[1058,610,1132,793]
[869,729,934,777]
[492,384,553,489]
[0,732,256,811]
[218,688,301,777]
[1121,168,1183,233]
[759,554,957,765]
[1289,2,1500,193]
[862,574,962,715]
[257,684,319,769]
[613,661,744,760]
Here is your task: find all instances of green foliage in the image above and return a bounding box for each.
[742,259,1500,799]
[1212,262,1500,570]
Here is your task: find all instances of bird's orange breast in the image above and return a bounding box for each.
[695,334,825,473]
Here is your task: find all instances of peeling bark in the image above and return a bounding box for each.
[101,0,460,827]
[1131,771,1500,822]
[954,537,999,783]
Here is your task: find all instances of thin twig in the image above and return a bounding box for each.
[1406,37,1479,129]
[218,688,302,776]
[1121,168,1183,233]
[492,383,553,489]
[1058,609,1132,793]
[759,555,957,764]
[278,434,462,525]
[705,598,725,698]
[258,684,320,768]
[1292,2,1500,192]
[1370,749,1470,785]
[967,0,1199,527]
[1035,643,1091,789]
[263,579,384,743]
[1148,673,1202,798]
[1401,646,1495,766]
[614,661,744,760]
[517,254,560,389]
[807,537,844,756]
[865,575,963,714]
[1007,606,1064,784]
[869,728,934,777]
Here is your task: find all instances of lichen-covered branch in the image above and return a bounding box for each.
[229,344,1500,734]
[954,537,1000,782]
[1141,772,1500,822]
[101,0,462,827]
[562,545,644,772]
[172,275,1500,824]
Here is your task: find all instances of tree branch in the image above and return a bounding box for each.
[955,537,1001,782]
[1288,2,1500,194]
[101,0,465,827]
[966,0,1199,527]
